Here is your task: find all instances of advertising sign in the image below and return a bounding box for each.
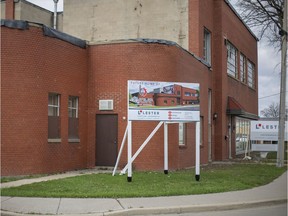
[128,80,200,122]
[250,121,288,141]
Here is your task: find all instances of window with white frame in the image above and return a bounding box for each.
[68,96,79,140]
[179,123,186,145]
[48,93,61,139]
[68,96,79,118]
[48,93,60,117]
[247,60,255,88]
[240,53,246,83]
[235,118,250,154]
[227,41,238,78]
[203,28,211,65]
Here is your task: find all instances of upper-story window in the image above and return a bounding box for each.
[240,53,246,83]
[247,60,255,89]
[68,96,79,118]
[48,93,60,117]
[203,28,211,65]
[226,41,238,78]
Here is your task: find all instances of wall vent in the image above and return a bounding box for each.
[99,100,113,111]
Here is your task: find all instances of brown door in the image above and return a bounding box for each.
[96,114,118,166]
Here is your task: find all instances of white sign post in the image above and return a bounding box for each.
[115,80,201,182]
[195,122,200,181]
[127,121,132,182]
[164,122,169,174]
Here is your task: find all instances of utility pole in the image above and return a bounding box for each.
[53,0,59,29]
[277,0,287,168]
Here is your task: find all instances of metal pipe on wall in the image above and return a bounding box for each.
[53,0,59,29]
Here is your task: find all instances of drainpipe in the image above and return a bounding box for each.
[53,0,59,29]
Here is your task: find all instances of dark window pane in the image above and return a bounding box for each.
[69,117,79,139]
[48,116,60,139]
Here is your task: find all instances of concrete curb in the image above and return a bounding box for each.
[104,199,288,216]
[1,170,287,216]
[1,198,287,216]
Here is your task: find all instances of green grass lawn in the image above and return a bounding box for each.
[1,164,286,198]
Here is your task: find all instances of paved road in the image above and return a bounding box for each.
[145,203,288,216]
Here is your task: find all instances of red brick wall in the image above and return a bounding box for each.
[188,0,258,161]
[222,2,258,115]
[5,0,14,19]
[1,26,88,176]
[188,0,200,56]
[88,42,212,171]
[212,1,258,160]
[155,94,177,106]
[189,0,214,58]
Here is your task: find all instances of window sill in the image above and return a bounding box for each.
[227,74,239,81]
[248,86,256,91]
[68,138,80,143]
[179,145,187,149]
[48,138,61,143]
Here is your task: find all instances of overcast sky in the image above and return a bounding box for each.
[26,0,284,116]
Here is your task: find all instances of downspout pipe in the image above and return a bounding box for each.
[53,0,59,29]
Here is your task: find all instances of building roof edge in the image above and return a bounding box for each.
[224,0,259,41]
[1,19,86,49]
[89,38,212,70]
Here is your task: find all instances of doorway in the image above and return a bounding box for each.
[96,114,118,166]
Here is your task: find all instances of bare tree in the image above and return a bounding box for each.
[235,0,287,167]
[236,0,284,47]
[260,102,280,117]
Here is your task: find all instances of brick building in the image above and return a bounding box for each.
[152,84,199,106]
[1,0,258,176]
[0,0,63,30]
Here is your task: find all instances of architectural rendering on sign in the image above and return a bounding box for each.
[1,0,258,176]
[128,80,200,121]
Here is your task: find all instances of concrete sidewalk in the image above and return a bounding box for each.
[1,168,112,189]
[1,170,287,216]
